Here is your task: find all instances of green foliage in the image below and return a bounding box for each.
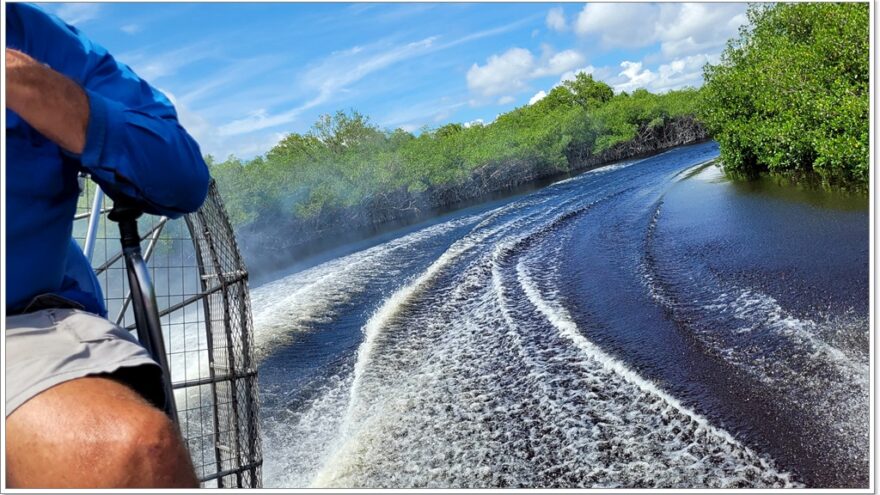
[211,81,703,228]
[562,72,614,111]
[700,3,869,189]
[591,87,701,153]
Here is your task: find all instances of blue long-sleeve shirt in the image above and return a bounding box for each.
[6,3,210,316]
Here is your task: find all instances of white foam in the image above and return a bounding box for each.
[346,207,547,416]
[294,190,796,488]
[262,369,354,487]
[517,259,748,454]
[250,213,483,363]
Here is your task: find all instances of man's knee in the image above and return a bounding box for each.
[111,407,198,488]
[6,376,198,488]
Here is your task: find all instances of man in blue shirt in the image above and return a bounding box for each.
[6,3,208,487]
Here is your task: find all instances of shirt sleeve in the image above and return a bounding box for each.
[15,4,210,218]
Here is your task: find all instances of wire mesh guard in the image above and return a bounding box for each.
[73,178,262,488]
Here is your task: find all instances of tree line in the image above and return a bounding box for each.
[209,75,702,228]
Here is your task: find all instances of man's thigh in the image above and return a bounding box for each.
[5,376,196,487]
[5,308,163,415]
[4,308,196,487]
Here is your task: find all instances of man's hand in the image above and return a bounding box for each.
[6,48,89,154]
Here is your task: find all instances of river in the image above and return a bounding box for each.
[249,141,869,488]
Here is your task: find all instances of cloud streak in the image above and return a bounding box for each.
[216,17,539,137]
[120,24,141,35]
[119,41,220,82]
[51,3,102,25]
[217,36,438,136]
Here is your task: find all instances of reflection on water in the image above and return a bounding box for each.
[695,162,868,212]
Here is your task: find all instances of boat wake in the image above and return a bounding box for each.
[253,142,864,488]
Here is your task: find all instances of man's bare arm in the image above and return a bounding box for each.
[6,48,89,154]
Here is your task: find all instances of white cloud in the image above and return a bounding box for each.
[436,15,545,51]
[220,132,286,160]
[612,61,656,93]
[574,3,658,47]
[574,3,747,59]
[463,119,485,128]
[527,65,611,102]
[467,47,587,99]
[467,48,535,97]
[533,50,585,78]
[652,52,719,91]
[569,1,732,92]
[546,7,567,32]
[178,56,286,107]
[609,53,718,93]
[558,64,597,85]
[303,37,437,98]
[528,91,547,105]
[655,3,748,58]
[497,95,516,105]
[217,106,305,138]
[399,123,421,133]
[519,65,616,108]
[121,24,141,35]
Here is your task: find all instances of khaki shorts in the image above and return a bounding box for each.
[5,308,164,416]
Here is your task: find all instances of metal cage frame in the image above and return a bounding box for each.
[75,178,262,488]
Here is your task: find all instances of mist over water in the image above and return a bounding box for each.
[250,142,868,488]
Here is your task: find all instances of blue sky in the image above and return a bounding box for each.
[40,2,749,160]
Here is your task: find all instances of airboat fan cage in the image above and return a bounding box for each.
[73,178,262,488]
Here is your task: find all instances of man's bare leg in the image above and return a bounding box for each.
[5,376,198,488]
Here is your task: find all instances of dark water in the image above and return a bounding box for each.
[250,141,869,488]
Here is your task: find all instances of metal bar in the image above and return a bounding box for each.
[171,369,257,390]
[115,218,167,325]
[94,219,167,275]
[198,460,263,483]
[186,214,226,488]
[110,204,179,425]
[207,182,261,488]
[159,287,223,320]
[83,188,104,262]
[124,247,179,424]
[200,208,244,488]
[94,249,124,277]
[201,269,248,281]
[74,206,110,221]
[122,271,250,331]
[238,274,259,484]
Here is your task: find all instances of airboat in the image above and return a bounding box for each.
[74,176,262,488]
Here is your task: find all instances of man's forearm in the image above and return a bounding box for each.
[6,48,89,154]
